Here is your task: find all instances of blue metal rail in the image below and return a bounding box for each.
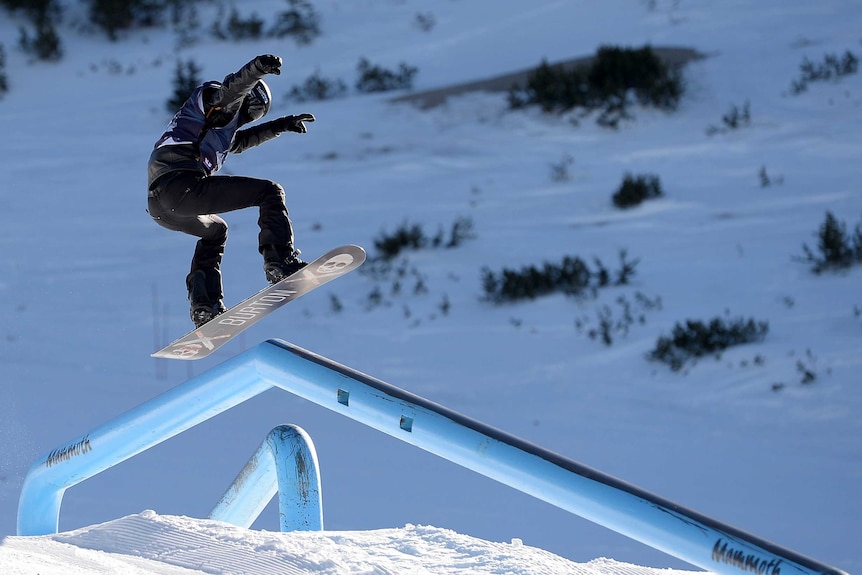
[208,424,322,531]
[17,339,848,575]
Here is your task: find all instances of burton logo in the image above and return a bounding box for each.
[218,288,298,326]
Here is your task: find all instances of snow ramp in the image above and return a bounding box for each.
[3,511,703,575]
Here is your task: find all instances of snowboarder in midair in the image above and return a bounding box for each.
[147,54,315,327]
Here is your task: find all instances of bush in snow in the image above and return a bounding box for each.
[706,101,751,136]
[576,291,663,347]
[611,173,663,209]
[287,68,347,103]
[166,58,202,112]
[798,211,862,274]
[790,50,859,94]
[85,0,164,41]
[648,316,770,371]
[481,250,639,304]
[211,5,265,41]
[197,0,323,44]
[508,45,684,127]
[4,0,63,60]
[758,165,784,188]
[269,0,321,45]
[371,217,476,263]
[373,221,426,261]
[355,57,418,93]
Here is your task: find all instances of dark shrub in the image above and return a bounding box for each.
[374,222,426,261]
[508,59,588,113]
[269,0,321,44]
[356,57,418,93]
[649,316,769,371]
[18,16,62,60]
[588,45,682,110]
[508,45,684,126]
[166,58,201,112]
[287,69,347,102]
[372,217,475,262]
[481,251,639,304]
[791,50,859,94]
[799,211,862,273]
[5,0,63,60]
[707,101,751,135]
[85,0,163,40]
[212,6,264,40]
[612,173,663,208]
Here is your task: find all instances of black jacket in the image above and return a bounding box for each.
[148,58,282,189]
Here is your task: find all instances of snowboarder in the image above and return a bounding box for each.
[147,54,315,327]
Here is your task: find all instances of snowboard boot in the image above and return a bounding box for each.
[262,244,308,284]
[205,269,227,319]
[191,306,215,328]
[187,270,219,328]
[191,300,227,328]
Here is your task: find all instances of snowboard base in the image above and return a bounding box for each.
[152,245,365,360]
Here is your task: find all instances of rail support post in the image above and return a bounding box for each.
[209,424,323,531]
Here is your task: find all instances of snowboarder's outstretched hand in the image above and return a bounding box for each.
[255,54,282,75]
[274,113,316,134]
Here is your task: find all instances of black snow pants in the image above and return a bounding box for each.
[147,170,295,307]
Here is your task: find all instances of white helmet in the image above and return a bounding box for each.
[242,80,271,123]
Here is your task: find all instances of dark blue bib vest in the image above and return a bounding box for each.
[154,82,241,175]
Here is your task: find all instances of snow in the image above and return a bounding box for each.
[1,511,702,575]
[1,0,860,573]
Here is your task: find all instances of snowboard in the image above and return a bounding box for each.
[152,245,366,360]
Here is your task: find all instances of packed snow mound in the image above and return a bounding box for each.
[0,511,707,575]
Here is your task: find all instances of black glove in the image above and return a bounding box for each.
[254,54,282,75]
[274,113,316,134]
